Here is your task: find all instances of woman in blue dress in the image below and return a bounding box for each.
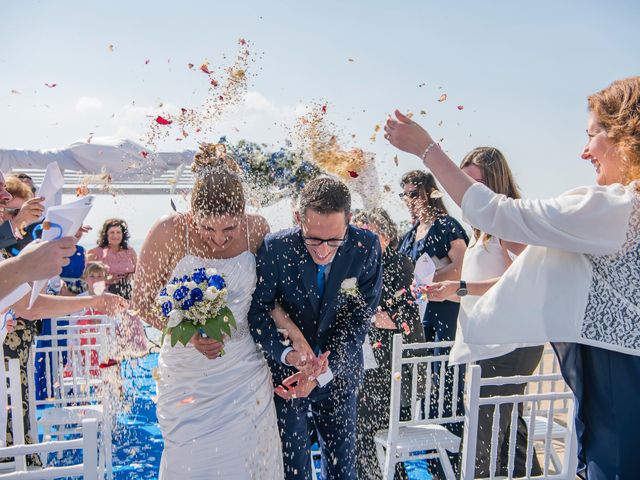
[397,170,468,478]
[398,170,468,343]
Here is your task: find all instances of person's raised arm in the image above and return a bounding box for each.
[385,110,475,206]
[385,110,632,255]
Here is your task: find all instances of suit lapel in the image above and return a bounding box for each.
[318,237,354,327]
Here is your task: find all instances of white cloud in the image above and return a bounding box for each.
[75,96,103,112]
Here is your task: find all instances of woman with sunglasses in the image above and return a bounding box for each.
[397,170,468,477]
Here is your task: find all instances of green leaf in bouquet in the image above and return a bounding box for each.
[214,307,236,337]
[201,319,224,342]
[173,321,197,347]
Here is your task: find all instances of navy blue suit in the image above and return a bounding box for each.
[249,225,383,479]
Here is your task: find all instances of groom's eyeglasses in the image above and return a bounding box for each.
[398,190,420,200]
[302,236,347,248]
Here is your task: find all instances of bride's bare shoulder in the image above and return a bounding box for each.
[145,213,187,245]
[246,214,270,251]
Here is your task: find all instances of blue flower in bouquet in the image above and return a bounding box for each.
[173,285,189,301]
[208,275,226,290]
[161,301,173,317]
[181,298,194,310]
[160,287,168,297]
[190,287,204,302]
[192,268,207,284]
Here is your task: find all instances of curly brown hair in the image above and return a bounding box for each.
[588,76,640,187]
[97,218,130,249]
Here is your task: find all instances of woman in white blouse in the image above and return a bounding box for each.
[385,76,640,479]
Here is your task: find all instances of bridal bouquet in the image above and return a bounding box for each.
[157,267,236,347]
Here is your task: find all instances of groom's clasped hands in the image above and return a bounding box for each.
[275,349,330,400]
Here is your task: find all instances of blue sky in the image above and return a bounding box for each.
[1,0,639,244]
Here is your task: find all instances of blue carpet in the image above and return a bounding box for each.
[40,353,431,479]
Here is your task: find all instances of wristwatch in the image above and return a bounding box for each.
[456,280,468,297]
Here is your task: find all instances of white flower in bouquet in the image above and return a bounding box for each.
[206,268,218,277]
[205,286,220,301]
[165,284,178,295]
[186,281,198,290]
[167,309,184,328]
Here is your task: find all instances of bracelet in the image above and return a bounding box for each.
[421,141,437,162]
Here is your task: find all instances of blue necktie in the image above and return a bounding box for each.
[317,264,327,298]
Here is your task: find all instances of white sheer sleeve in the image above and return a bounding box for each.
[461,182,635,255]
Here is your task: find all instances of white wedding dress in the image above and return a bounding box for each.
[156,249,284,479]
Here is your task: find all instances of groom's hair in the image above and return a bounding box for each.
[298,176,351,221]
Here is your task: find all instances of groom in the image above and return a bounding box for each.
[249,176,383,479]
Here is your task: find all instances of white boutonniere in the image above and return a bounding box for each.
[340,277,359,298]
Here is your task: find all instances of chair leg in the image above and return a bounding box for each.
[550,446,562,473]
[104,419,113,480]
[437,447,456,480]
[382,446,397,480]
[375,443,387,472]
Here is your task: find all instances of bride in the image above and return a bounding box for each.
[130,145,285,479]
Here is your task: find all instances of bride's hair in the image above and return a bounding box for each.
[191,143,245,216]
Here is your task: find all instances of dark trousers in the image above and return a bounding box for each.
[275,387,358,480]
[474,346,544,477]
[554,343,640,480]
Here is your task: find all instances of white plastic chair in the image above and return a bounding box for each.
[28,316,115,479]
[460,364,578,479]
[0,418,99,479]
[0,360,27,473]
[374,334,466,480]
[523,346,571,471]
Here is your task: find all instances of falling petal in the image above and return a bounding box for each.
[383,185,391,192]
[420,110,427,115]
[457,105,464,110]
[10,89,21,95]
[155,115,172,125]
[44,83,57,88]
[348,58,355,62]
[438,93,448,102]
[140,151,148,158]
[107,44,114,52]
[188,63,194,69]
[145,59,150,65]
[180,396,195,405]
[238,38,247,45]
[210,78,219,87]
[393,155,399,166]
[430,190,444,199]
[348,171,359,178]
[200,63,212,74]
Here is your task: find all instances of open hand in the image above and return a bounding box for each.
[425,280,459,302]
[275,371,318,400]
[384,110,433,157]
[96,293,128,316]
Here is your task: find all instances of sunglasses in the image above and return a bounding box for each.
[398,191,420,200]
